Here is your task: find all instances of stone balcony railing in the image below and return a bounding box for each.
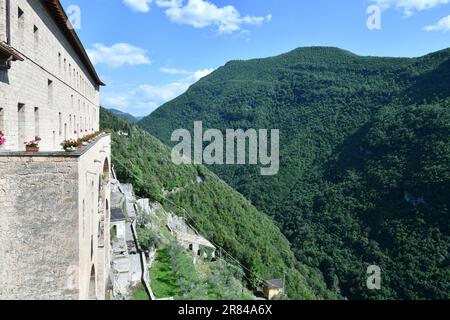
[0,134,111,158]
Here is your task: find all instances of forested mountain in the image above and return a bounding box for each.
[100,107,338,300]
[139,47,450,299]
[108,108,142,123]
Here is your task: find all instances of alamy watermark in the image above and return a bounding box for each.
[66,5,81,30]
[171,122,280,176]
[366,265,381,290]
[367,5,381,30]
[66,265,78,290]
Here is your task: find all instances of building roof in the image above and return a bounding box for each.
[42,0,104,86]
[263,279,283,289]
[111,208,126,222]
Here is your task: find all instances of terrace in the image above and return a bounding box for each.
[0,133,111,158]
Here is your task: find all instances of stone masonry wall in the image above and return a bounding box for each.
[0,135,111,300]
[0,155,80,299]
[0,0,6,42]
[77,134,110,299]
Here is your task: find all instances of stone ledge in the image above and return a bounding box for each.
[0,134,110,158]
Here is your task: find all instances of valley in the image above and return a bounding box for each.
[138,47,450,299]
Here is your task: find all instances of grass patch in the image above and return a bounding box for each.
[131,284,149,300]
[149,248,180,298]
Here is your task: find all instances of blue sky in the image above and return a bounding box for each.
[60,0,450,116]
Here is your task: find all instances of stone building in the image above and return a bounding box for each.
[0,0,110,300]
[263,279,284,300]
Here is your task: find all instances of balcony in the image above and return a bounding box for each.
[0,134,111,158]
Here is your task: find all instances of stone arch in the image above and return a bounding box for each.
[88,265,96,300]
[102,157,109,175]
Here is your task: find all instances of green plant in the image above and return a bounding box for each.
[110,226,117,240]
[137,227,161,251]
[61,139,77,151]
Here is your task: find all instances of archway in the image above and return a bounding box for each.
[102,157,109,176]
[88,265,96,300]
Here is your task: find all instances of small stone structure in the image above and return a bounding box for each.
[263,279,284,300]
[111,208,126,240]
[167,212,216,260]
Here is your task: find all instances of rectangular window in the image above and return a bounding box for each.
[17,7,24,26]
[58,112,62,136]
[33,25,39,51]
[48,80,53,107]
[34,107,39,137]
[18,104,25,149]
[58,53,61,73]
[17,7,25,47]
[0,108,4,134]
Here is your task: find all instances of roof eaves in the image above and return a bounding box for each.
[42,0,105,86]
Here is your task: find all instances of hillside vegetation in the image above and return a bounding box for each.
[140,47,450,299]
[100,107,338,300]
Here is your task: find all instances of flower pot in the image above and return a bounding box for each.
[26,146,39,152]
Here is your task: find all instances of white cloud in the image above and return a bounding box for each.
[424,15,450,31]
[123,0,153,13]
[160,67,192,75]
[138,0,271,34]
[190,68,215,79]
[370,0,450,16]
[87,43,152,68]
[123,0,271,34]
[102,68,214,116]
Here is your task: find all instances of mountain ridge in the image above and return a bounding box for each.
[107,108,143,123]
[139,46,450,299]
